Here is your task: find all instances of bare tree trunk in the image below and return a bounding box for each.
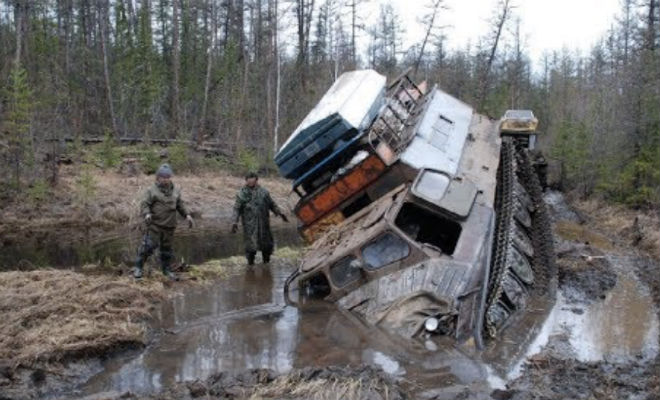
[99,0,120,138]
[265,0,274,149]
[199,0,216,144]
[274,0,281,155]
[414,0,444,74]
[126,0,137,35]
[14,0,24,66]
[172,0,181,137]
[478,0,512,110]
[295,0,314,87]
[351,0,356,65]
[237,0,245,58]
[255,0,262,61]
[235,60,250,148]
[645,0,658,51]
[64,0,72,74]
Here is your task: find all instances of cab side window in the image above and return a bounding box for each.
[362,232,410,270]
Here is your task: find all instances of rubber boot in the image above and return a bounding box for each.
[246,251,256,266]
[262,251,271,264]
[134,259,144,279]
[161,253,179,281]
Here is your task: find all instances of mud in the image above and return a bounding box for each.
[499,358,658,400]
[556,248,617,304]
[2,190,660,400]
[497,193,660,400]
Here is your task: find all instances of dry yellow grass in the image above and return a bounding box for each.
[555,220,615,251]
[0,270,163,367]
[189,246,305,281]
[249,375,397,400]
[573,199,660,258]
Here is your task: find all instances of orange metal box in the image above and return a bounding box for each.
[296,154,386,226]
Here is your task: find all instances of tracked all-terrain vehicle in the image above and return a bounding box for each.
[277,70,556,347]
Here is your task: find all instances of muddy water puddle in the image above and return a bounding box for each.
[494,266,660,384]
[78,256,659,398]
[79,263,493,397]
[558,275,659,362]
[0,226,301,269]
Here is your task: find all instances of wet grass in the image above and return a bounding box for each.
[0,270,163,367]
[188,246,305,281]
[249,375,397,400]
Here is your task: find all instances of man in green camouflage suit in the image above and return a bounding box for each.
[231,172,288,265]
[135,163,194,280]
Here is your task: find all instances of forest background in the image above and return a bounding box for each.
[0,0,658,208]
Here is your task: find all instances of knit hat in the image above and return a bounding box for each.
[245,171,258,180]
[156,163,173,178]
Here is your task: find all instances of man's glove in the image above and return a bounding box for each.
[186,215,195,229]
[280,213,289,223]
[145,214,152,224]
[231,223,238,234]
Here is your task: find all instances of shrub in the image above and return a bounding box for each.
[167,143,192,173]
[140,146,160,174]
[237,149,259,174]
[95,131,121,170]
[202,155,229,171]
[27,179,49,205]
[75,164,97,209]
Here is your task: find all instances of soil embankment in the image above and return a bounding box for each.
[0,248,305,400]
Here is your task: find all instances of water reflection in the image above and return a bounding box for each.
[80,257,660,398]
[566,276,659,362]
[83,264,297,394]
[81,263,493,397]
[0,226,300,269]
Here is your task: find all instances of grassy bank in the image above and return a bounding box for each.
[0,270,163,368]
[571,197,659,259]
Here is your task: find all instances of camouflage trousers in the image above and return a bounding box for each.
[135,225,175,274]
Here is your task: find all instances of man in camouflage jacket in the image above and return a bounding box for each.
[231,172,288,265]
[135,163,194,280]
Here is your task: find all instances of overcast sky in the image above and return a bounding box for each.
[360,0,621,70]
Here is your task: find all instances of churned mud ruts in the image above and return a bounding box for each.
[497,252,660,400]
[493,192,660,400]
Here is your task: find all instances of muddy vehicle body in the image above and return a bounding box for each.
[277,70,556,346]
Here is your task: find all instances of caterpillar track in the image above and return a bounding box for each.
[486,137,557,337]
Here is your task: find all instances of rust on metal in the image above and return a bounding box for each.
[295,154,387,226]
